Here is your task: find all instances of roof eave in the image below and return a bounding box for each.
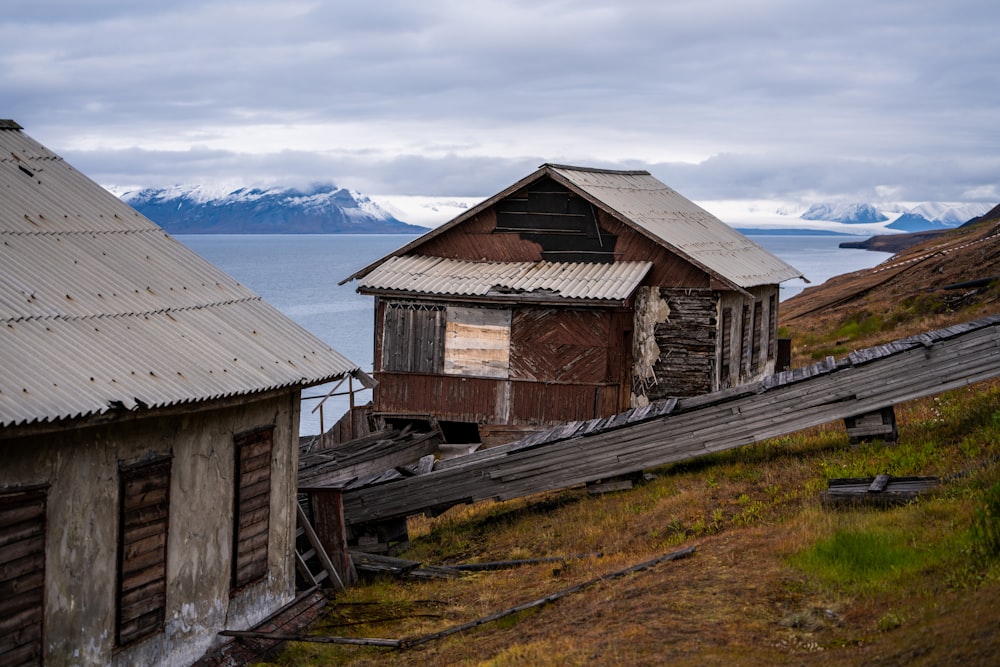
[357,287,629,308]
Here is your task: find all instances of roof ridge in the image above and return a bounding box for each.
[542,163,651,176]
[4,296,264,324]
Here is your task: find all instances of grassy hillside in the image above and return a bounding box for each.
[270,217,1000,666]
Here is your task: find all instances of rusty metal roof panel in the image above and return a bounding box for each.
[1,122,361,429]
[358,255,652,302]
[547,165,804,288]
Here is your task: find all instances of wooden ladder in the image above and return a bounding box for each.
[294,501,346,592]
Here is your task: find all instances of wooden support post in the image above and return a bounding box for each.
[844,406,898,446]
[308,489,358,587]
[296,503,346,592]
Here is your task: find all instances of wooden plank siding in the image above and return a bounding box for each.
[374,302,628,431]
[340,316,1000,526]
[645,288,717,400]
[232,427,274,591]
[381,302,446,374]
[509,309,613,383]
[0,487,46,667]
[493,180,618,263]
[117,459,171,647]
[374,372,619,427]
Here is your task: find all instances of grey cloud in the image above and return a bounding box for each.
[5,0,999,204]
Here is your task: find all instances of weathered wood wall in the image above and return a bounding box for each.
[374,372,619,428]
[374,301,627,433]
[646,288,717,400]
[717,286,779,390]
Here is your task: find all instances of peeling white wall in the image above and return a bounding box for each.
[631,286,671,407]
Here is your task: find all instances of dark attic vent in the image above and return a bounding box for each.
[494,177,617,263]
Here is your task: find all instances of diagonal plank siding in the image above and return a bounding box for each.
[510,309,612,383]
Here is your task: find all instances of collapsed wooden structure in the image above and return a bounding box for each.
[326,314,1000,533]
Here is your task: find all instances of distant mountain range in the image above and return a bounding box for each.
[798,201,991,231]
[117,184,428,234]
[114,182,994,236]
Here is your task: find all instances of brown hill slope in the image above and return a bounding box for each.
[780,211,1000,363]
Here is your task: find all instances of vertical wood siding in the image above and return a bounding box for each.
[117,459,171,646]
[0,487,46,666]
[232,427,273,590]
[381,303,446,374]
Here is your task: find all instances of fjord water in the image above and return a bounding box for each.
[177,234,892,435]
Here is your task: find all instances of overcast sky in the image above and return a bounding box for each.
[3,1,998,204]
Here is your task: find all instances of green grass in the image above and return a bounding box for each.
[790,525,928,592]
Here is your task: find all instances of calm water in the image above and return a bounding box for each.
[177,233,891,434]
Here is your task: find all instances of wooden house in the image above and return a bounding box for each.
[343,164,804,446]
[0,120,367,666]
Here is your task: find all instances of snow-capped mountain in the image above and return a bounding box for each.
[116,183,429,234]
[800,203,889,224]
[700,199,994,235]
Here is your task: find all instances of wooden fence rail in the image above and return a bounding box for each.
[338,315,1000,527]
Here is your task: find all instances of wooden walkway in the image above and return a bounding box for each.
[338,314,1000,527]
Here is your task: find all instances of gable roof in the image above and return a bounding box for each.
[0,120,363,430]
[358,256,653,304]
[342,164,804,292]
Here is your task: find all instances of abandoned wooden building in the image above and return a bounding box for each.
[0,120,367,667]
[343,164,804,446]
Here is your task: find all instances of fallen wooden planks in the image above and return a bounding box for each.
[338,315,1000,527]
[820,476,939,508]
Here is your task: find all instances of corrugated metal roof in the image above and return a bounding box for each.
[546,165,804,289]
[0,122,362,429]
[358,255,653,303]
[343,164,804,292]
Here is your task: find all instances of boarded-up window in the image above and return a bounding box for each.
[750,301,763,374]
[0,487,46,665]
[232,426,273,590]
[720,307,733,387]
[768,293,778,361]
[381,303,446,374]
[444,307,511,379]
[117,458,170,646]
[740,303,750,374]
